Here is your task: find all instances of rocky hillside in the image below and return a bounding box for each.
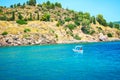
[0,0,120,46]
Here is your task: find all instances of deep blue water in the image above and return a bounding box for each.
[0,41,120,80]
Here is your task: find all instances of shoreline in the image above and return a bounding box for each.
[0,39,120,47]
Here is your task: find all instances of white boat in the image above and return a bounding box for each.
[72,46,83,54]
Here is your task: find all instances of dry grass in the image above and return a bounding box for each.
[0,21,119,42]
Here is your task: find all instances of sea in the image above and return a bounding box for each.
[0,41,120,80]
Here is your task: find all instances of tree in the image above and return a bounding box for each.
[11,11,15,21]
[114,24,120,29]
[65,17,71,22]
[23,3,26,6]
[96,14,107,26]
[42,1,55,9]
[37,3,42,7]
[81,25,95,35]
[28,0,36,6]
[28,13,33,21]
[51,3,55,9]
[46,1,50,5]
[17,3,21,6]
[21,3,26,8]
[10,5,13,8]
[26,1,29,5]
[107,33,113,37]
[91,16,96,24]
[74,12,83,22]
[41,13,50,21]
[55,2,62,8]
[37,13,39,20]
[56,19,65,26]
[108,22,113,28]
[18,13,23,20]
[83,12,90,20]
[0,9,2,13]
[92,16,96,24]
[82,19,90,27]
[74,20,80,26]
[14,4,17,8]
[45,1,51,9]
[65,24,76,31]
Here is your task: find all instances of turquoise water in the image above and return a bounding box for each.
[0,41,120,80]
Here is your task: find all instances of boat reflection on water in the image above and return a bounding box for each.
[73,45,83,54]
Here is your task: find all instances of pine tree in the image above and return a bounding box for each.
[10,5,13,8]
[96,14,107,26]
[28,0,36,6]
[11,11,15,20]
[37,13,39,20]
[17,3,21,7]
[18,13,23,20]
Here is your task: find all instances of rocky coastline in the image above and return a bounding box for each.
[0,21,120,47]
[0,33,119,47]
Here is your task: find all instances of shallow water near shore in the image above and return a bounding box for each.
[0,41,120,80]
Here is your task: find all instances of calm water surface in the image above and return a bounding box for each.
[0,41,120,80]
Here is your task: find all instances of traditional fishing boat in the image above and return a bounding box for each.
[73,45,83,54]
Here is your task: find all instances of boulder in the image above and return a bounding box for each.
[99,33,108,41]
[0,35,7,46]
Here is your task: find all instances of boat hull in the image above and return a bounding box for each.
[73,49,83,54]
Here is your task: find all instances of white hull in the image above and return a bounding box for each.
[73,49,83,54]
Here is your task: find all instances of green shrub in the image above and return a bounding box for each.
[74,20,80,26]
[82,19,90,27]
[96,14,107,26]
[11,11,15,21]
[65,17,71,22]
[66,24,76,31]
[66,31,74,36]
[108,22,113,28]
[23,34,30,38]
[114,24,120,29]
[41,13,50,21]
[56,20,65,26]
[18,13,23,20]
[0,9,3,13]
[28,13,33,21]
[55,2,62,8]
[24,28,31,33]
[91,16,96,24]
[90,30,95,35]
[81,26,95,35]
[74,34,81,40]
[97,27,102,30]
[107,33,113,37]
[16,20,27,25]
[55,34,58,38]
[0,15,7,20]
[97,27,103,32]
[69,32,74,37]
[2,31,8,35]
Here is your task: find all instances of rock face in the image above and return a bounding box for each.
[0,34,56,46]
[99,33,108,41]
[0,35,7,46]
